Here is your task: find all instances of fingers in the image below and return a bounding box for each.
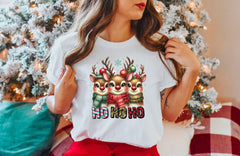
[165,53,176,60]
[62,65,73,80]
[69,68,76,82]
[165,40,178,49]
[58,68,65,81]
[62,65,76,83]
[165,37,183,49]
[165,47,181,55]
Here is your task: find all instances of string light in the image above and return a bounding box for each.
[14,88,21,94]
[66,2,75,10]
[34,60,42,70]
[154,2,163,13]
[188,1,197,10]
[29,2,38,8]
[53,15,64,25]
[190,22,198,27]
[196,84,207,92]
[201,103,211,110]
[202,64,210,74]
[23,97,26,101]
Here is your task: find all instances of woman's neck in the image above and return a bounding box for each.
[99,14,134,42]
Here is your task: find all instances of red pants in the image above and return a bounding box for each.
[64,138,160,156]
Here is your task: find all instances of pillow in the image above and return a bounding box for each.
[157,120,195,156]
[0,100,60,156]
[190,102,240,156]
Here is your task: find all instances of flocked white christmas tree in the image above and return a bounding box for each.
[0,0,221,120]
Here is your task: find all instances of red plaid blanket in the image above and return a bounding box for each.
[49,103,240,156]
[190,102,240,156]
[49,125,73,156]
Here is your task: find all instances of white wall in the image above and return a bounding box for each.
[201,0,240,102]
[0,0,13,8]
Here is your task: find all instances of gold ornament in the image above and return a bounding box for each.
[53,15,64,25]
[0,48,8,61]
[14,87,21,94]
[196,84,207,92]
[29,2,38,8]
[201,103,211,110]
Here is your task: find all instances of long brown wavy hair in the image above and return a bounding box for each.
[64,0,183,83]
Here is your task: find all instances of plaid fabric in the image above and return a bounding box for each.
[107,92,129,107]
[49,125,73,156]
[50,103,240,156]
[190,102,240,156]
[128,93,144,103]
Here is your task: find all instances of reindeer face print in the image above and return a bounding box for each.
[90,65,110,96]
[108,76,128,95]
[128,65,146,96]
[91,56,146,119]
[90,75,108,96]
[128,78,143,95]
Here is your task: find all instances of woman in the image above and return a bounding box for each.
[46,0,201,155]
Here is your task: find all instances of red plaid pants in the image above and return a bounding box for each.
[64,138,160,156]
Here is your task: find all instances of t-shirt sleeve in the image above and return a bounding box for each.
[46,39,66,85]
[159,52,178,92]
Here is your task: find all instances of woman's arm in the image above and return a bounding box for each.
[160,37,201,122]
[161,69,199,122]
[46,65,77,114]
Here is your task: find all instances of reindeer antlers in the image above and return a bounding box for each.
[101,57,115,76]
[92,65,98,76]
[124,57,134,70]
[138,64,145,76]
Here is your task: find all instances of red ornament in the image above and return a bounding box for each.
[99,68,106,75]
[120,69,127,77]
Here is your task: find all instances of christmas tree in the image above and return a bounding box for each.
[0,0,221,119]
[156,0,221,120]
[0,0,79,103]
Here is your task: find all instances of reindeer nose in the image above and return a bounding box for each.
[100,86,105,90]
[115,85,121,90]
[132,86,137,90]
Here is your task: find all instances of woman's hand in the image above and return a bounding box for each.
[54,65,78,114]
[164,37,201,73]
[161,37,201,121]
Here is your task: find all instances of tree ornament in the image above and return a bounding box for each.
[201,103,211,110]
[0,49,8,61]
[129,65,136,72]
[29,2,38,8]
[196,84,207,92]
[120,69,127,77]
[99,68,106,75]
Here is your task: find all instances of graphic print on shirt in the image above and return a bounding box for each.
[90,57,146,119]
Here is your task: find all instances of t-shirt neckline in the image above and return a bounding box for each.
[96,34,137,48]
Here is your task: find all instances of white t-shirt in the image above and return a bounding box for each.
[47,32,177,148]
